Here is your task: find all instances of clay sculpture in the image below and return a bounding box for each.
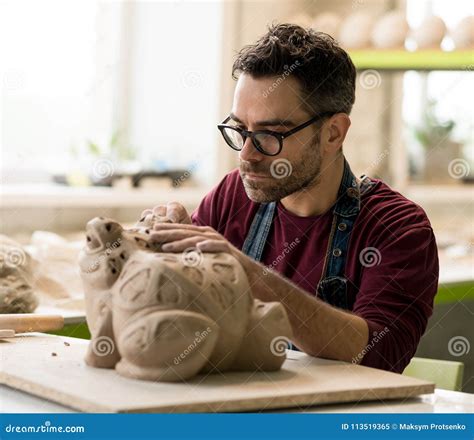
[338,12,375,50]
[451,16,474,49]
[79,215,293,382]
[0,235,38,314]
[371,11,409,49]
[412,15,446,50]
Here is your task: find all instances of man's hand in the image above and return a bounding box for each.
[149,222,369,363]
[140,202,192,225]
[150,223,238,256]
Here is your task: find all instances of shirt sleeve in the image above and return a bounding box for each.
[353,226,439,373]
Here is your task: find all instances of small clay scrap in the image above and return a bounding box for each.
[79,215,293,382]
[0,235,38,314]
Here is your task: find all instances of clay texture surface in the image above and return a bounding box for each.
[79,215,292,382]
[0,235,38,314]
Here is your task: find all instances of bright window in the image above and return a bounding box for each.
[1,0,222,186]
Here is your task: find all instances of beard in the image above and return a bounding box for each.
[239,134,322,203]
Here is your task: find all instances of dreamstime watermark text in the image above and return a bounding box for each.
[262,61,301,98]
[352,327,390,364]
[173,327,212,365]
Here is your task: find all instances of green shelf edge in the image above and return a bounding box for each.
[435,281,474,304]
[349,50,474,71]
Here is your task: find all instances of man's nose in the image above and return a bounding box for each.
[239,136,264,162]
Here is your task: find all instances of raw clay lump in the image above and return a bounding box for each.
[0,235,38,314]
[79,214,292,382]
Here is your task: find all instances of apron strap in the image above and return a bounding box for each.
[241,202,277,262]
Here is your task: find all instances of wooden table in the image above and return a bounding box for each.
[0,333,440,413]
[1,384,472,413]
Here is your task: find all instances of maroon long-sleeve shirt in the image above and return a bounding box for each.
[191,168,439,373]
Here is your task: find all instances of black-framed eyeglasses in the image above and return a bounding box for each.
[217,112,334,156]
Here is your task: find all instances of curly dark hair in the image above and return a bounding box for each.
[232,23,356,115]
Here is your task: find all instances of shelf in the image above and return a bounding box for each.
[349,49,474,71]
[436,281,474,304]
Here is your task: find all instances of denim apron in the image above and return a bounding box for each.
[241,158,375,312]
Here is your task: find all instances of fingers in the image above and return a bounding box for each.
[152,205,168,217]
[151,227,227,253]
[153,223,214,232]
[150,228,216,244]
[196,239,230,253]
[162,236,208,252]
[166,202,191,224]
[140,209,153,219]
[142,202,192,225]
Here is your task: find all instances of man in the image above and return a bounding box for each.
[143,24,439,373]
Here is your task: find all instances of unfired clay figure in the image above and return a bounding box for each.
[338,12,375,50]
[0,235,38,314]
[451,16,474,49]
[371,11,409,49]
[412,15,446,50]
[79,215,293,382]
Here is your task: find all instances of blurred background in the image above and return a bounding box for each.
[0,0,473,390]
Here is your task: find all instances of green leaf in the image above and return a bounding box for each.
[110,130,121,148]
[87,140,101,156]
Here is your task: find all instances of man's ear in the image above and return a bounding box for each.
[321,113,351,154]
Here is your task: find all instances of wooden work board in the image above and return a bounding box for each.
[0,334,434,413]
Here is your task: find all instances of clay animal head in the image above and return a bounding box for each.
[79,215,168,290]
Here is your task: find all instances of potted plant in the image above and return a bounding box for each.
[413,100,460,183]
[65,131,139,186]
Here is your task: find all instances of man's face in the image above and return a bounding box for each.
[230,73,323,203]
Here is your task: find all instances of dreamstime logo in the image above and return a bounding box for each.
[263,238,300,275]
[359,247,382,267]
[359,69,382,90]
[173,327,212,365]
[270,336,291,356]
[173,159,200,187]
[91,336,115,357]
[262,61,301,98]
[181,247,203,267]
[369,148,390,169]
[4,420,85,434]
[92,159,115,180]
[270,159,292,179]
[352,327,390,363]
[448,336,470,357]
[0,247,27,268]
[86,238,123,273]
[181,70,202,88]
[448,159,470,180]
